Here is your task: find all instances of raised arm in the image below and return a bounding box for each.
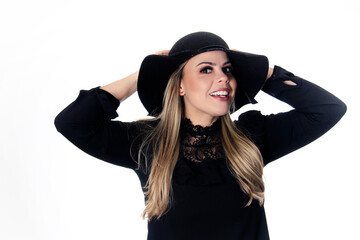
[236,65,347,165]
[100,71,138,102]
[54,71,143,170]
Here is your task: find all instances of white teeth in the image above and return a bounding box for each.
[210,91,229,97]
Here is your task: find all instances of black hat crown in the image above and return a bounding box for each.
[169,32,230,58]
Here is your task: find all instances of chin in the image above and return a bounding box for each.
[211,109,230,117]
[211,103,233,116]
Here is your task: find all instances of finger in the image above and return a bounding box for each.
[155,50,170,56]
[230,49,243,52]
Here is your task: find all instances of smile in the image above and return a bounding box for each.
[209,90,229,97]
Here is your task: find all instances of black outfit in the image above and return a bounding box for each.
[55,66,346,240]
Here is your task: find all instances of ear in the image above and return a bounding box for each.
[179,84,185,96]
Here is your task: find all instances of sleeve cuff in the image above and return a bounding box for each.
[95,87,120,119]
[261,65,303,97]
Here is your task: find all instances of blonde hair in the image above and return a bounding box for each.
[136,62,264,221]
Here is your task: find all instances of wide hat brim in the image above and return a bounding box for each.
[138,34,269,117]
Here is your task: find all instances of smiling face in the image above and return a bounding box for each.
[180,51,237,126]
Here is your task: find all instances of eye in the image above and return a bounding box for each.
[223,66,233,73]
[200,67,212,73]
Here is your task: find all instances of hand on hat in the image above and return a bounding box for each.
[155,50,170,56]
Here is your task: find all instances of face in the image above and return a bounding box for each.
[180,51,237,126]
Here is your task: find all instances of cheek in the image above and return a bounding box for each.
[183,76,210,94]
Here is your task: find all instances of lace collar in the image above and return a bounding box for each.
[180,118,224,163]
[181,118,221,137]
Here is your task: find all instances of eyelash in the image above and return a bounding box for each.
[223,66,233,73]
[200,66,233,74]
[200,67,212,73]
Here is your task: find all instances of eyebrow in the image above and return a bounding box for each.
[196,61,231,67]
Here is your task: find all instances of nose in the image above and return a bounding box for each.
[216,70,230,84]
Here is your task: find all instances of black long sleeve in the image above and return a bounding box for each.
[236,65,347,165]
[54,87,143,169]
[55,65,347,168]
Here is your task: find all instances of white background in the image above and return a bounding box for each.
[1,0,359,239]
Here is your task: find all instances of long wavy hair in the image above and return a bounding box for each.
[136,62,264,221]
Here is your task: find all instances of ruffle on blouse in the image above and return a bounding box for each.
[181,117,220,137]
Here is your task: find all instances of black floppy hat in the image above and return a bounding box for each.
[137,31,269,116]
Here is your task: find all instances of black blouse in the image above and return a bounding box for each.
[54,65,346,240]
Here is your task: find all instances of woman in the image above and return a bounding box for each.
[55,32,346,240]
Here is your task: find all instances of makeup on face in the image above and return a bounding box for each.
[180,51,237,126]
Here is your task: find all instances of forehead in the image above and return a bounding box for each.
[186,50,230,66]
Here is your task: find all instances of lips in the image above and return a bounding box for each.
[209,88,231,101]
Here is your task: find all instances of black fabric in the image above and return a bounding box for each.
[54,65,346,240]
